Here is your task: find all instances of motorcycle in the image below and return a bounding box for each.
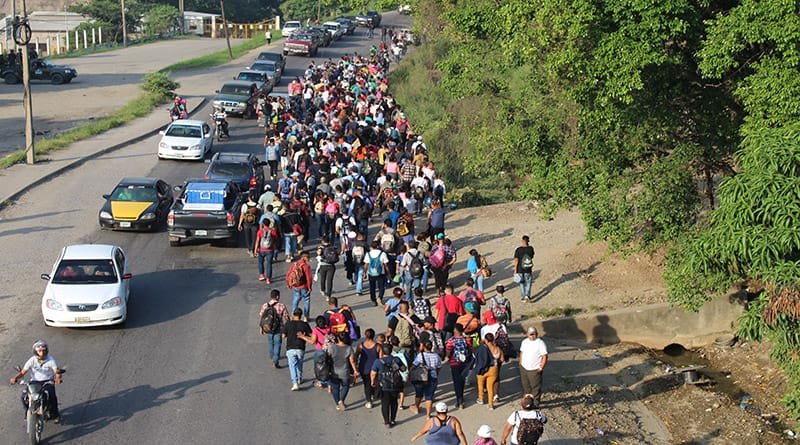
[211,114,229,142]
[14,366,65,445]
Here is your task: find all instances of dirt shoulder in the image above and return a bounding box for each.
[442,201,794,444]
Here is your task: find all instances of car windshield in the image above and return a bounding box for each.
[219,84,251,95]
[53,259,118,284]
[237,73,263,81]
[257,53,279,61]
[251,63,276,72]
[166,124,202,138]
[209,162,250,177]
[292,34,312,42]
[110,185,157,202]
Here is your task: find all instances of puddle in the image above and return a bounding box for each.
[655,343,746,400]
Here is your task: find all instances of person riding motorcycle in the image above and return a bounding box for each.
[10,340,62,423]
[169,96,188,121]
[212,106,230,137]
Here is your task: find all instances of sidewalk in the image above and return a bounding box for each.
[0,98,204,211]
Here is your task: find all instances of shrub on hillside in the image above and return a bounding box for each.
[141,72,179,99]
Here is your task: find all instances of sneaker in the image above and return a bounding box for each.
[476,399,484,405]
[335,403,342,411]
[488,405,494,411]
[365,402,373,409]
[53,416,61,424]
[493,394,499,403]
[265,278,272,284]
[291,383,300,391]
[273,363,282,369]
[338,401,345,411]
[286,257,293,263]
[258,274,265,281]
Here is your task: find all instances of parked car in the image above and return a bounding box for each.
[235,70,272,93]
[246,60,281,86]
[211,80,259,118]
[335,17,356,35]
[204,152,265,198]
[356,10,382,27]
[322,21,344,40]
[157,119,214,160]
[283,32,319,57]
[281,21,302,37]
[2,58,77,85]
[41,244,132,327]
[308,26,332,47]
[167,179,245,247]
[98,177,173,231]
[255,51,286,73]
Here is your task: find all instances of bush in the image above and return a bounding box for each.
[141,72,179,99]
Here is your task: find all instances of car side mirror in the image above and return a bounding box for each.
[122,273,133,280]
[102,194,110,199]
[41,273,50,281]
[159,130,165,136]
[173,185,182,192]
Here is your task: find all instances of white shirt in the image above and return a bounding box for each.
[480,323,500,340]
[519,337,547,371]
[506,410,547,445]
[23,355,58,381]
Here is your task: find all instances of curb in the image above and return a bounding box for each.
[0,97,207,212]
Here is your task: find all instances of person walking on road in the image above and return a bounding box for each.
[500,394,547,445]
[364,240,390,306]
[445,323,473,410]
[513,236,535,301]
[518,327,547,407]
[356,328,380,409]
[287,251,313,321]
[370,343,406,427]
[283,308,312,391]
[325,331,359,411]
[239,194,261,255]
[260,289,290,369]
[315,235,339,299]
[297,316,332,389]
[473,332,503,410]
[410,339,442,417]
[254,219,279,283]
[410,402,468,444]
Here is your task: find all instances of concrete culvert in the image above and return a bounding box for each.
[663,343,687,357]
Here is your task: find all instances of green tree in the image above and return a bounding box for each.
[69,0,145,43]
[143,4,181,36]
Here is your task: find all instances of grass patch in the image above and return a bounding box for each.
[0,33,275,169]
[530,305,581,318]
[49,34,201,60]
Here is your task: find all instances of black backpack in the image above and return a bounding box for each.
[377,358,404,390]
[409,252,425,279]
[259,305,281,333]
[314,352,333,382]
[322,245,339,264]
[353,196,371,220]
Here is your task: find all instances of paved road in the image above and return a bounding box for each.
[0,38,242,158]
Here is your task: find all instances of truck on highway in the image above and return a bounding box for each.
[1,58,77,84]
[167,179,245,247]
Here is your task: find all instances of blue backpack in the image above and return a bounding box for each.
[367,251,383,276]
[452,337,469,364]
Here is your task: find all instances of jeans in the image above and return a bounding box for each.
[266,332,282,365]
[318,264,335,298]
[381,389,399,424]
[354,264,365,294]
[368,274,386,303]
[292,287,311,319]
[472,273,485,293]
[518,272,533,299]
[356,218,369,239]
[257,250,274,278]
[286,349,305,385]
[243,224,258,252]
[330,377,351,405]
[314,349,329,387]
[284,234,298,257]
[267,160,279,178]
[404,271,422,300]
[450,364,469,406]
[414,377,438,400]
[422,267,430,292]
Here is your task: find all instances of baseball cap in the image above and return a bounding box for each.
[424,316,437,325]
[436,232,445,239]
[291,172,300,177]
[435,402,448,413]
[477,425,493,439]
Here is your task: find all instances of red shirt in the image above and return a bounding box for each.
[435,294,464,330]
[286,260,313,290]
[256,228,278,252]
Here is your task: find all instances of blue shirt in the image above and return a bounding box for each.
[266,144,280,161]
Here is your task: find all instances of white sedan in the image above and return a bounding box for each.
[157,119,214,160]
[41,244,132,327]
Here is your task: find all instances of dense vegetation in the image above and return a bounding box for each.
[391,0,800,419]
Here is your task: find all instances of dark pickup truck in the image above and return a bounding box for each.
[167,179,245,247]
[1,58,77,84]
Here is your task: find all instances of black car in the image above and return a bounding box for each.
[335,17,356,35]
[308,26,332,47]
[255,51,286,73]
[99,178,173,231]
[204,152,265,198]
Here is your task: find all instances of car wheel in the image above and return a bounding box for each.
[4,73,18,84]
[51,73,65,85]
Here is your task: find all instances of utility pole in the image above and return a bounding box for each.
[220,0,232,59]
[178,0,185,34]
[121,0,127,47]
[13,0,35,164]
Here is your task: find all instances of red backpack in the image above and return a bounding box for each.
[327,309,349,334]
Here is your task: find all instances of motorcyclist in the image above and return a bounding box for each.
[10,340,62,423]
[169,96,188,121]
[212,106,230,137]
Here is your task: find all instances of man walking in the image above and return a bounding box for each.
[519,327,548,407]
[287,251,313,321]
[260,289,290,368]
[254,219,279,283]
[513,235,535,301]
[364,240,389,306]
[283,308,312,391]
[500,394,547,445]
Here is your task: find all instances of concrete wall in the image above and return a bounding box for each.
[524,292,746,350]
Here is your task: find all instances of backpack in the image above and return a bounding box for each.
[515,411,544,445]
[479,255,492,278]
[377,358,404,390]
[429,330,446,359]
[380,231,396,252]
[352,243,367,264]
[314,352,333,382]
[259,304,282,333]
[367,251,383,276]
[429,248,445,269]
[260,229,275,250]
[327,309,349,334]
[244,203,261,225]
[353,196,371,220]
[412,297,432,319]
[452,336,470,364]
[409,252,425,279]
[322,245,339,264]
[521,252,534,270]
[491,296,510,324]
[397,218,410,236]
[494,325,516,359]
[287,261,306,287]
[393,313,415,347]
[464,289,480,309]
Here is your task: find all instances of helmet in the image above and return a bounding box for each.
[32,340,48,353]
